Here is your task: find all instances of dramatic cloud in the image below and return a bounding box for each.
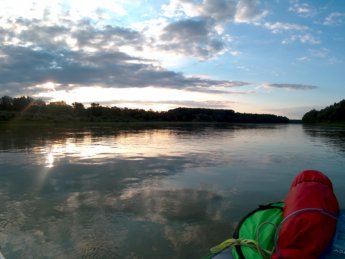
[0,14,253,97]
[1,18,144,51]
[0,0,342,116]
[158,18,227,59]
[263,83,318,91]
[162,0,236,22]
[71,21,144,51]
[157,0,267,58]
[161,19,209,41]
[0,46,248,96]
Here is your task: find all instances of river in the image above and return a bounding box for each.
[0,123,344,258]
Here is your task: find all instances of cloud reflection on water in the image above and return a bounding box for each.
[0,126,235,168]
[0,167,234,258]
[1,124,344,258]
[0,124,242,258]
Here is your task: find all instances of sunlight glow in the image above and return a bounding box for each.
[35,86,215,109]
[35,82,58,91]
[36,130,209,166]
[46,152,55,168]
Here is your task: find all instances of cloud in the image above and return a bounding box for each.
[234,0,268,23]
[263,22,308,33]
[2,17,144,52]
[324,12,345,26]
[162,0,200,18]
[0,7,254,97]
[296,56,310,62]
[305,48,340,65]
[158,0,267,58]
[162,0,238,23]
[158,18,228,59]
[71,21,144,51]
[161,18,209,41]
[288,3,317,18]
[296,34,320,44]
[261,21,320,46]
[162,0,267,24]
[260,19,321,46]
[186,82,252,93]
[0,46,248,96]
[296,48,340,65]
[200,0,238,23]
[0,1,235,62]
[282,33,320,45]
[308,48,329,58]
[0,18,248,97]
[97,99,237,110]
[159,0,241,59]
[0,0,269,62]
[262,83,318,90]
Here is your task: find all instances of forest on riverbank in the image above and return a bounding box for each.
[302,99,345,123]
[0,95,289,123]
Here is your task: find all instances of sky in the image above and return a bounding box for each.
[0,0,344,119]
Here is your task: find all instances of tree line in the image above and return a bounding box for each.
[0,95,289,123]
[302,99,345,123]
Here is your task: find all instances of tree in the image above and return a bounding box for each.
[0,96,13,110]
[12,96,34,112]
[72,102,86,117]
[302,100,345,123]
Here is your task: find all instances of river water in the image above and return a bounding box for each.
[0,123,344,258]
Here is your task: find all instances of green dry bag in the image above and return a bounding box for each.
[231,202,284,259]
[204,202,284,259]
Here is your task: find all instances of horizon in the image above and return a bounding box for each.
[1,94,294,117]
[0,0,344,120]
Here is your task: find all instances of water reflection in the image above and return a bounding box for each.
[303,125,345,153]
[0,124,238,167]
[0,124,344,258]
[46,152,54,168]
[0,163,234,258]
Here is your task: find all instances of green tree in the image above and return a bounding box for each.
[72,102,86,117]
[12,96,34,112]
[302,100,345,123]
[0,96,13,110]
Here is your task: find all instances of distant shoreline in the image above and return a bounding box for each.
[0,120,293,127]
[4,120,345,127]
[0,96,290,124]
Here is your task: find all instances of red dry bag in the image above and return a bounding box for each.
[272,170,339,259]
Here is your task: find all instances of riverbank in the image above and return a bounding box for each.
[0,120,293,131]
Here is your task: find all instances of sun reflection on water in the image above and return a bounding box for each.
[46,152,54,168]
[37,130,207,166]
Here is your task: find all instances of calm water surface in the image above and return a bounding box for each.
[0,123,344,258]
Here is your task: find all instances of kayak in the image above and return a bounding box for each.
[205,170,343,259]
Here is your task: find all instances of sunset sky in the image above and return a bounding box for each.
[0,0,344,119]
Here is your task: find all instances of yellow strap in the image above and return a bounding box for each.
[209,238,272,258]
